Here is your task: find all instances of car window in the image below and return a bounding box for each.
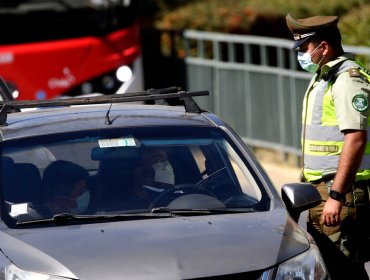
[0,127,270,227]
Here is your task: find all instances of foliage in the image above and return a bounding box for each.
[155,0,284,36]
[153,0,370,47]
[248,0,365,18]
[340,5,370,47]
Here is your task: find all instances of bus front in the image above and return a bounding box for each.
[0,0,143,100]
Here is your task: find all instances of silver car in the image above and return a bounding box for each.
[0,86,327,279]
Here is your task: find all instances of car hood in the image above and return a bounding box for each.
[1,209,309,279]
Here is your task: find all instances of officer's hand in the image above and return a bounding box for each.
[321,198,342,226]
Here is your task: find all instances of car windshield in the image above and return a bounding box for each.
[0,127,270,227]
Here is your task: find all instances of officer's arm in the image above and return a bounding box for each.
[322,129,367,225]
[332,129,367,195]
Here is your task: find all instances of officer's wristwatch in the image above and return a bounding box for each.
[329,190,346,203]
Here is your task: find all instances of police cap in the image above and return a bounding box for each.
[286,13,339,49]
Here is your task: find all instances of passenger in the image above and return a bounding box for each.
[43,160,90,215]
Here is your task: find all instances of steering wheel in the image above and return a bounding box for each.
[196,167,228,191]
[196,167,243,204]
[150,183,215,208]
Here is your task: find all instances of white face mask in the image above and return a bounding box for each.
[152,161,175,185]
[74,190,90,214]
[297,43,323,73]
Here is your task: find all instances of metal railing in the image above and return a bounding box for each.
[183,30,370,157]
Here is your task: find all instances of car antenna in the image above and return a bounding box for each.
[104,103,120,125]
[105,103,113,125]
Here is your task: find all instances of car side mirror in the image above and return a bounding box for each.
[281,183,321,222]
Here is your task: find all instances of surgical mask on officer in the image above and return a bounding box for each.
[297,43,323,73]
[73,190,90,214]
[152,160,175,185]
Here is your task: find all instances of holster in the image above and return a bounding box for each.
[352,184,370,231]
[349,182,370,262]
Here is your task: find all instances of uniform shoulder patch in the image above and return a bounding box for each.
[352,94,368,112]
[348,68,361,77]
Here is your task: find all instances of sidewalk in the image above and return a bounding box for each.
[255,148,306,229]
[260,160,300,189]
[254,148,301,192]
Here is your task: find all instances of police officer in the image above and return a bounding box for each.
[286,14,370,279]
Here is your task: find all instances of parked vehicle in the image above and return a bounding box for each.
[0,81,327,279]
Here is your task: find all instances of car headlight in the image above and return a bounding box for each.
[3,263,74,280]
[275,243,328,280]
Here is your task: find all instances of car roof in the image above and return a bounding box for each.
[0,88,216,141]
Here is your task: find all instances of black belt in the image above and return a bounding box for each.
[308,178,325,185]
[306,179,370,188]
[306,177,332,185]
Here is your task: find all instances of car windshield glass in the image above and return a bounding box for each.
[0,127,270,227]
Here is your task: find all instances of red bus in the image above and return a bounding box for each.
[0,0,143,100]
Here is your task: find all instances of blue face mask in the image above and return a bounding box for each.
[74,190,90,214]
[297,43,323,73]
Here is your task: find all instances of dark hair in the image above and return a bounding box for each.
[43,160,88,198]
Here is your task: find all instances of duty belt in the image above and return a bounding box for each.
[353,180,370,206]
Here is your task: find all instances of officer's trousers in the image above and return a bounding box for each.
[308,182,355,246]
[307,181,370,280]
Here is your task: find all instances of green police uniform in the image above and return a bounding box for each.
[302,53,370,183]
[286,13,370,189]
[301,53,370,245]
[286,14,370,261]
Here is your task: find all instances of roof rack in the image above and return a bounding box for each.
[0,76,16,102]
[0,86,209,126]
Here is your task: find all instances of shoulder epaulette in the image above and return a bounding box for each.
[348,67,361,78]
[350,61,370,83]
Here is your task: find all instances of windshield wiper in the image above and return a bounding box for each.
[151,207,255,216]
[16,207,255,226]
[16,212,173,226]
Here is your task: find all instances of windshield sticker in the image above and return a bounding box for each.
[98,138,137,148]
[9,203,28,217]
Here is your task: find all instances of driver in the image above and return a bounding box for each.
[135,147,175,196]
